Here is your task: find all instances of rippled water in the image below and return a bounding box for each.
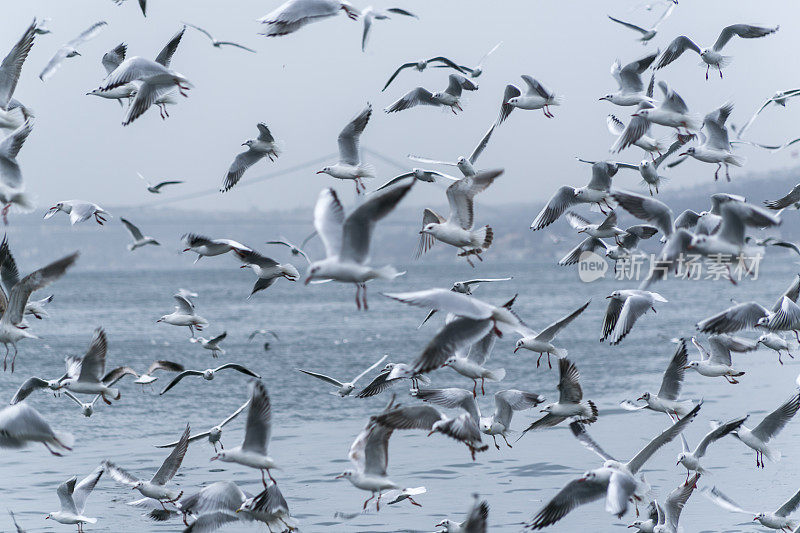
[1,257,799,532]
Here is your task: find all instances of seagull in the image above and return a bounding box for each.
[111,0,147,17]
[409,123,496,178]
[0,402,73,455]
[45,467,104,532]
[182,22,256,52]
[212,381,278,487]
[221,123,280,192]
[679,102,743,181]
[355,362,431,397]
[181,234,250,263]
[530,161,619,230]
[631,81,701,134]
[418,276,513,327]
[746,236,800,257]
[235,482,299,531]
[156,400,249,452]
[0,20,37,119]
[304,177,414,310]
[738,89,800,138]
[0,118,35,223]
[133,360,184,386]
[416,169,503,266]
[620,339,696,418]
[159,363,260,395]
[265,236,310,264]
[526,405,700,529]
[480,390,545,449]
[702,485,800,531]
[382,57,469,91]
[10,373,68,403]
[686,336,748,384]
[157,293,208,337]
[39,21,107,81]
[645,474,700,533]
[120,217,159,250]
[565,211,628,241]
[44,200,109,225]
[248,329,279,342]
[497,76,561,123]
[443,324,506,396]
[604,225,660,265]
[450,41,503,78]
[514,300,591,368]
[756,332,796,364]
[234,249,299,297]
[361,7,417,51]
[764,183,800,213]
[104,424,191,505]
[676,416,746,480]
[436,494,489,532]
[189,331,227,357]
[93,55,192,126]
[607,3,675,43]
[0,236,55,320]
[298,353,387,396]
[56,328,124,404]
[257,0,360,37]
[317,103,374,193]
[656,24,779,79]
[557,236,609,267]
[8,509,24,533]
[137,172,183,193]
[724,391,800,468]
[0,250,78,371]
[386,74,478,114]
[599,52,658,106]
[601,290,667,345]
[519,358,598,436]
[607,112,668,156]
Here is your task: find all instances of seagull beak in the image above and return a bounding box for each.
[182,248,190,252]
[676,459,682,465]
[682,365,691,369]
[678,152,688,157]
[753,517,759,521]
[636,395,645,401]
[334,473,345,479]
[241,142,248,146]
[43,206,58,219]
[605,295,611,299]
[513,346,520,353]
[304,277,311,285]
[240,265,248,268]
[576,476,586,482]
[631,112,641,117]
[599,97,607,101]
[156,318,163,323]
[210,456,218,462]
[315,170,325,174]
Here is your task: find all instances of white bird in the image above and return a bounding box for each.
[182,22,256,52]
[725,391,800,468]
[621,339,695,418]
[498,76,561,123]
[355,362,431,397]
[159,363,260,395]
[111,0,147,17]
[381,56,470,91]
[264,236,311,264]
[120,217,159,250]
[258,0,360,37]
[156,400,249,452]
[136,172,183,193]
[234,249,299,297]
[601,290,667,345]
[452,41,503,78]
[676,416,746,480]
[385,74,478,114]
[157,293,209,337]
[656,24,779,79]
[480,389,545,449]
[0,118,35,222]
[607,112,668,156]
[190,331,227,357]
[686,336,749,384]
[757,332,796,364]
[221,123,280,192]
[0,236,55,320]
[436,495,489,533]
[557,236,609,267]
[57,328,123,404]
[304,177,414,309]
[248,328,279,342]
[45,467,104,532]
[298,353,387,396]
[0,402,74,455]
[417,169,503,266]
[361,6,417,51]
[607,3,675,43]
[702,485,800,531]
[514,300,591,368]
[649,474,700,533]
[181,233,250,263]
[587,136,688,194]
[631,81,701,135]
[444,325,506,396]
[211,381,278,487]
[0,20,37,118]
[408,123,496,178]
[132,360,184,386]
[103,424,190,504]
[235,482,299,531]
[599,52,658,106]
[530,161,619,230]
[565,211,628,240]
[39,21,107,81]
[418,276,513,327]
[0,250,78,371]
[738,89,800,138]
[679,102,744,181]
[520,358,598,435]
[317,103,374,193]
[44,200,109,225]
[93,55,192,126]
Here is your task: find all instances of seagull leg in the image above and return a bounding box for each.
[536,353,542,368]
[354,285,361,310]
[362,284,368,310]
[502,434,513,448]
[714,164,721,181]
[268,469,277,484]
[718,67,723,79]
[778,351,783,365]
[43,442,63,457]
[363,493,375,509]
[705,64,710,80]
[376,491,382,511]
[547,353,552,369]
[10,344,17,373]
[1,203,9,225]
[472,380,477,398]
[492,435,499,449]
[408,497,422,507]
[101,393,112,405]
[725,163,730,182]
[261,469,267,487]
[481,378,485,395]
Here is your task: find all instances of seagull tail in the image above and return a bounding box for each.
[52,430,75,451]
[550,94,564,106]
[682,114,703,132]
[374,265,405,280]
[552,347,568,358]
[486,367,506,382]
[127,243,135,252]
[473,225,493,250]
[726,153,746,167]
[763,446,781,463]
[581,400,599,424]
[108,387,121,400]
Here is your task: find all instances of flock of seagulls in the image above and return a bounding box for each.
[0,0,800,532]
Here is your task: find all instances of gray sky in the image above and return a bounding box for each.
[2,0,798,213]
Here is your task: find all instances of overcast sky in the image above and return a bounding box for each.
[2,0,798,213]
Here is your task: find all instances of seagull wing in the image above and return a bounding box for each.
[655,36,701,69]
[241,381,271,454]
[3,251,79,326]
[0,20,37,109]
[221,149,265,192]
[297,369,343,388]
[695,302,768,334]
[73,466,104,514]
[10,376,51,404]
[526,476,608,529]
[751,392,800,443]
[120,217,145,240]
[385,87,436,112]
[102,460,140,487]
[658,339,688,400]
[494,390,544,428]
[412,317,494,375]
[469,124,495,164]
[382,62,417,92]
[775,488,800,517]
[151,423,190,485]
[497,84,521,125]
[338,103,371,165]
[558,237,608,267]
[530,186,579,230]
[154,26,185,67]
[569,421,617,462]
[68,21,107,47]
[413,387,479,420]
[535,300,591,343]
[446,169,503,230]
[159,370,203,395]
[607,16,648,35]
[625,403,701,474]
[611,190,674,236]
[215,363,260,378]
[693,416,746,457]
[353,354,388,383]
[618,51,658,93]
[713,24,778,52]
[415,208,444,259]
[56,477,79,515]
[557,358,584,403]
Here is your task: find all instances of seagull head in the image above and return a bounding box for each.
[335,470,354,479]
[436,519,456,528]
[513,339,526,353]
[540,403,554,413]
[637,392,650,402]
[156,316,166,323]
[316,166,331,175]
[599,94,613,102]
[682,361,699,370]
[507,96,520,107]
[132,480,144,490]
[755,317,769,328]
[304,264,323,285]
[632,109,650,119]
[66,49,81,58]
[676,452,686,465]
[45,514,52,520]
[242,139,255,147]
[607,290,622,300]
[628,520,644,529]
[577,470,596,482]
[678,147,696,157]
[44,203,63,219]
[442,356,457,367]
[754,513,765,522]
[420,223,438,235]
